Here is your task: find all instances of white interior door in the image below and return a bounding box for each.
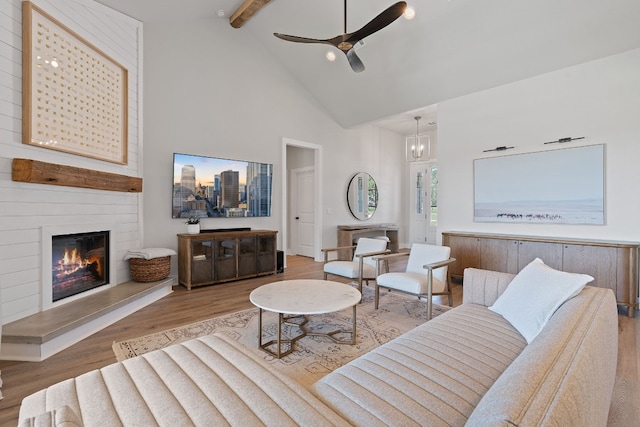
[409,162,438,245]
[291,167,315,257]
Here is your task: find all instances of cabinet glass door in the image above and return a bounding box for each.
[215,238,237,281]
[190,239,213,284]
[257,234,276,273]
[237,236,257,277]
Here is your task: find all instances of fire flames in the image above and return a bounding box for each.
[54,247,103,281]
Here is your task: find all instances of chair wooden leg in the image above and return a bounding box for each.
[426,270,433,321]
[324,272,328,280]
[375,285,380,309]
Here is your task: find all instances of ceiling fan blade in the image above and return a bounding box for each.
[346,49,365,73]
[273,33,331,45]
[347,1,407,43]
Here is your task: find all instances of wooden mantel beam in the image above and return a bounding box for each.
[229,0,271,29]
[12,158,143,192]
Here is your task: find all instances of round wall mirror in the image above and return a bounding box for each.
[347,172,378,220]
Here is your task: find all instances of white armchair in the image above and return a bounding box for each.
[374,243,455,320]
[322,237,390,293]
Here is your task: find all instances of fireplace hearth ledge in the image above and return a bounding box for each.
[0,277,175,362]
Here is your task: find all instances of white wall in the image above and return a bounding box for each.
[0,3,406,324]
[141,19,406,269]
[438,49,640,243]
[0,0,142,323]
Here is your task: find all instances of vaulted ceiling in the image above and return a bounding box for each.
[96,0,640,135]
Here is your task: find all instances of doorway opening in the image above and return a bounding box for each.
[282,138,323,264]
[409,162,438,245]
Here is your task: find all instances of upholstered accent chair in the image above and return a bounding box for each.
[375,243,455,319]
[321,237,390,293]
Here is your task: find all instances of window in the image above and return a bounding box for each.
[416,172,424,214]
[415,166,437,225]
[430,166,438,226]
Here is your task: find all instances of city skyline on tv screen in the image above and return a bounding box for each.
[172,153,273,219]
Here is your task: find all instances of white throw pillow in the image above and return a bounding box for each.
[489,258,593,343]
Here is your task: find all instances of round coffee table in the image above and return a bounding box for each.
[249,279,361,358]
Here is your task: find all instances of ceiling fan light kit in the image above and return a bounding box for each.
[274,1,408,72]
[403,6,416,20]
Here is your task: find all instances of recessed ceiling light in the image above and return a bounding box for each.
[217,9,225,18]
[326,51,336,61]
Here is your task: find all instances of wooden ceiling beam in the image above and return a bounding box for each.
[229,0,272,29]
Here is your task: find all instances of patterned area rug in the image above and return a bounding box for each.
[112,285,451,387]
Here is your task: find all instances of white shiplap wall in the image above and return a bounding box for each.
[0,0,142,323]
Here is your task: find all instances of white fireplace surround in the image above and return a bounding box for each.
[0,225,173,362]
[42,224,118,312]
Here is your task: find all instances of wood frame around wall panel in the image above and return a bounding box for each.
[22,1,128,165]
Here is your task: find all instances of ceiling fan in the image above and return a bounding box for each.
[274,1,408,73]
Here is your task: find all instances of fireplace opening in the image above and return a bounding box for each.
[52,231,110,302]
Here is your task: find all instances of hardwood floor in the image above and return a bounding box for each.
[0,255,637,426]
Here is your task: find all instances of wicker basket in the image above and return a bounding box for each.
[129,256,170,282]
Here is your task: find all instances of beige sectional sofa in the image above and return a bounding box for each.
[19,268,618,427]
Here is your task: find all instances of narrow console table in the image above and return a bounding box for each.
[178,230,277,290]
[337,224,399,260]
[442,231,639,317]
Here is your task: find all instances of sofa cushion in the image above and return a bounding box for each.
[461,268,515,306]
[489,258,593,343]
[19,334,349,427]
[311,303,527,426]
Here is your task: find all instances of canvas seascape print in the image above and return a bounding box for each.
[173,153,273,219]
[474,144,604,225]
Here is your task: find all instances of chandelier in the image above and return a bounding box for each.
[406,116,430,161]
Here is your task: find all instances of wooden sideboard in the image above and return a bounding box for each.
[337,224,399,260]
[178,230,277,290]
[442,231,639,317]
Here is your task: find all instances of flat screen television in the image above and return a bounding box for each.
[172,153,273,219]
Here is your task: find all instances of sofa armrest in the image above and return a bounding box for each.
[466,287,618,426]
[462,268,515,307]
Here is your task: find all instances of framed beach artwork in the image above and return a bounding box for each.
[474,144,605,225]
